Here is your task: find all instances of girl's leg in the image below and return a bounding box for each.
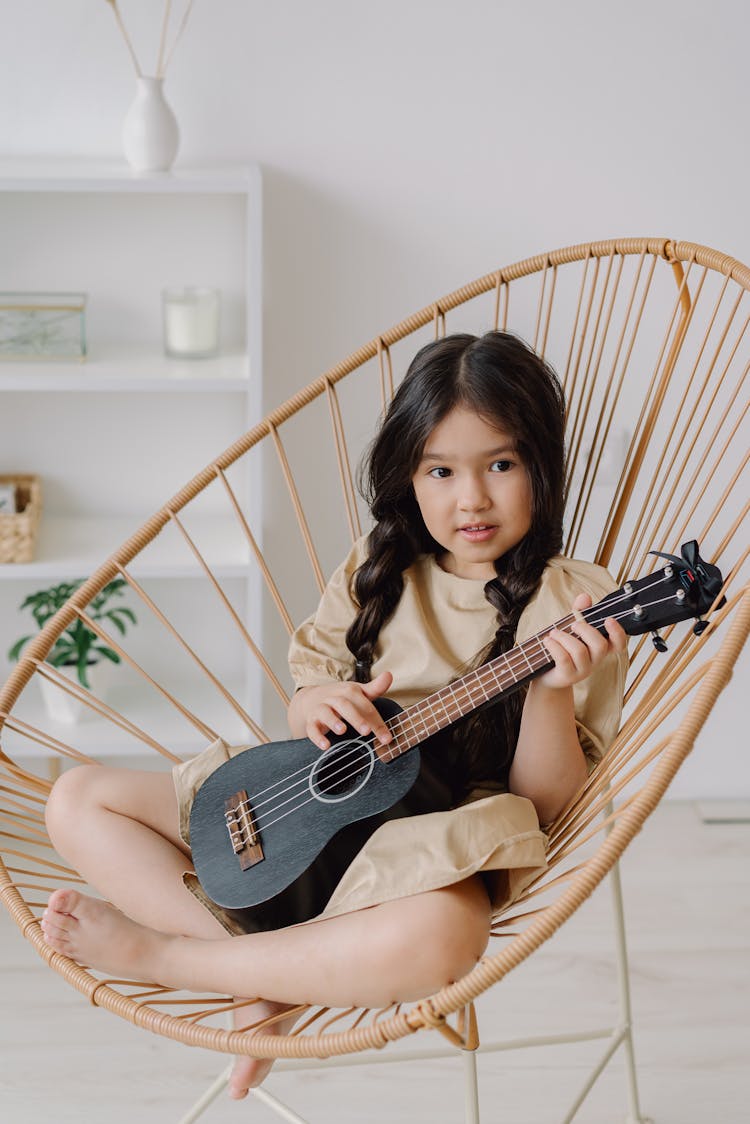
[42,874,492,1010]
[45,764,221,937]
[44,765,292,1097]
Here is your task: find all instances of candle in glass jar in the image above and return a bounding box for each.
[162,287,220,359]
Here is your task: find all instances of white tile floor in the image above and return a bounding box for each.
[1,800,748,1124]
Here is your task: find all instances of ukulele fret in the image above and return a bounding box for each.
[500,652,519,683]
[425,682,465,731]
[484,661,507,693]
[518,641,536,676]
[476,669,492,701]
[403,707,432,742]
[443,676,473,716]
[436,674,465,719]
[533,633,551,671]
[423,693,444,733]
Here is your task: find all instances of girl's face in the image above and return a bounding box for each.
[412,405,533,580]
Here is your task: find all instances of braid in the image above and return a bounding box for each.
[345,516,420,683]
[459,531,557,782]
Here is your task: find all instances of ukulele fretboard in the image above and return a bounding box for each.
[380,612,580,760]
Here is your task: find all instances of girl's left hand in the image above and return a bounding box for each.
[539,593,627,690]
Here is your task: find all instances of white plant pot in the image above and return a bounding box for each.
[38,661,115,725]
[122,77,180,173]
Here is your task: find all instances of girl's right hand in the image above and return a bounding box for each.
[288,671,394,751]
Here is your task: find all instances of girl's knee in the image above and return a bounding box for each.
[390,879,491,991]
[45,764,102,841]
[430,881,491,978]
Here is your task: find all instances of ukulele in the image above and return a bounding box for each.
[190,540,724,912]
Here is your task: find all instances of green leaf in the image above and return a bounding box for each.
[10,577,136,679]
[7,636,33,662]
[49,643,75,667]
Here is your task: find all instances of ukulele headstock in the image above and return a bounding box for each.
[596,540,725,639]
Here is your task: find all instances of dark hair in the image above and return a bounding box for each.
[345,330,567,788]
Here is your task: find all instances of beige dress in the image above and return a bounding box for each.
[174,538,627,934]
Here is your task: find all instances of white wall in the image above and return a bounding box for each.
[0,0,746,797]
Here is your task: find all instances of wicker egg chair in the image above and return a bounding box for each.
[1,236,748,1124]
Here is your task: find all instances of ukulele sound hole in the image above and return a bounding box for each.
[309,739,376,804]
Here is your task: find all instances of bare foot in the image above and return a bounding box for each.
[228,999,301,1099]
[42,889,300,1095]
[41,888,169,981]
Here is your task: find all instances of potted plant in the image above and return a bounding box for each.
[8,578,137,723]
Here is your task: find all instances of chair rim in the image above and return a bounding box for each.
[1,233,748,1058]
[1,586,748,1062]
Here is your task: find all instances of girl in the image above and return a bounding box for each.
[41,331,628,1099]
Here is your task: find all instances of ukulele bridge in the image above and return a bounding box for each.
[224,789,264,871]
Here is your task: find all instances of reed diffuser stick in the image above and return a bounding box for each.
[155,0,173,79]
[105,0,195,79]
[160,0,195,77]
[104,0,143,77]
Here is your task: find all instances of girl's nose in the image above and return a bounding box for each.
[457,474,490,511]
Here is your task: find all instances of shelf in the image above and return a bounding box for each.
[0,347,251,392]
[4,679,257,761]
[0,515,251,580]
[0,160,259,195]
[0,160,265,747]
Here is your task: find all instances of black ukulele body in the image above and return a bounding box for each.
[189,698,453,931]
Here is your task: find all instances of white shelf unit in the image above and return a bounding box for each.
[0,161,263,758]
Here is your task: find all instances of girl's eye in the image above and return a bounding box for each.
[490,460,512,472]
[428,466,452,479]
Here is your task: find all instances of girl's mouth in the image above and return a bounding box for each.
[458,524,497,542]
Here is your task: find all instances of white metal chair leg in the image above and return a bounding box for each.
[177,1063,312,1124]
[463,1048,481,1124]
[608,857,653,1124]
[249,1086,312,1123]
[177,1065,231,1124]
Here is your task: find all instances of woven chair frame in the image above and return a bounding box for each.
[1,236,748,1063]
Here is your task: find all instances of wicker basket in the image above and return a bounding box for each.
[0,475,42,563]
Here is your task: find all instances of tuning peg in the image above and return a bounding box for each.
[693,619,709,636]
[651,631,668,653]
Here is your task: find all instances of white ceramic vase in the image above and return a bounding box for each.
[38,661,115,725]
[122,77,179,173]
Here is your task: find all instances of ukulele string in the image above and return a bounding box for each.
[232,574,678,827]
[237,735,378,823]
[234,576,683,834]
